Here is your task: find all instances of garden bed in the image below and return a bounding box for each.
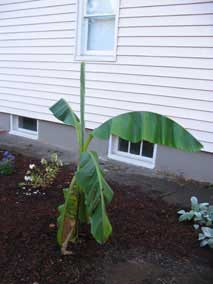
[0,152,212,284]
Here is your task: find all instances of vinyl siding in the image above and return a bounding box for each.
[0,0,212,152]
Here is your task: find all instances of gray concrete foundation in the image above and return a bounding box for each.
[0,112,10,130]
[156,146,213,184]
[39,120,109,162]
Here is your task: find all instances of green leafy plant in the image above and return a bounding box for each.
[50,62,202,255]
[199,227,213,248]
[20,153,63,190]
[178,196,210,223]
[178,196,213,248]
[0,151,15,176]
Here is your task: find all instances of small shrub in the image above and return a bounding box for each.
[0,151,15,176]
[199,227,213,248]
[178,196,213,249]
[20,153,63,190]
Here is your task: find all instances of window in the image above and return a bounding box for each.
[18,117,37,132]
[76,0,119,60]
[10,115,38,140]
[109,136,157,169]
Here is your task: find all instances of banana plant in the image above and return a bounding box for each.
[50,62,203,255]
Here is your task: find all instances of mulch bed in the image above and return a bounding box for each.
[0,151,212,284]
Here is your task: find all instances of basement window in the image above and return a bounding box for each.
[10,115,38,140]
[108,136,157,169]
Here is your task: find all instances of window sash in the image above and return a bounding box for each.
[117,138,155,161]
[18,117,37,132]
[108,136,157,169]
[77,0,118,58]
[83,15,115,54]
[85,13,116,18]
[10,115,38,140]
[85,0,116,17]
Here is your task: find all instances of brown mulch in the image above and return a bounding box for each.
[0,152,212,284]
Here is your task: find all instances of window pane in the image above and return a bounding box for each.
[87,0,115,15]
[130,142,141,155]
[87,17,115,51]
[142,141,154,158]
[19,117,37,132]
[118,138,129,152]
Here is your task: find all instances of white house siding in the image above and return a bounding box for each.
[0,0,213,152]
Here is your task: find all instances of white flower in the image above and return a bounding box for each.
[24,176,32,182]
[51,153,58,162]
[29,164,35,170]
[24,176,29,181]
[41,158,46,165]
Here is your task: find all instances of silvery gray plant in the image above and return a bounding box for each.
[178,196,213,248]
[199,227,213,248]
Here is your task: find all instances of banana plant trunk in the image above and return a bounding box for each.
[60,63,87,254]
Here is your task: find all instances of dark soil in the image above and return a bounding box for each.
[0,151,212,284]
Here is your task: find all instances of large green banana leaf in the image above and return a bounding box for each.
[50,98,80,128]
[57,186,78,246]
[91,112,203,152]
[76,151,113,244]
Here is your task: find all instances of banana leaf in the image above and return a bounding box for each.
[50,98,80,129]
[57,187,78,246]
[91,112,203,152]
[76,151,113,244]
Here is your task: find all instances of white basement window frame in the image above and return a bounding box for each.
[10,115,38,140]
[108,136,157,169]
[75,0,120,61]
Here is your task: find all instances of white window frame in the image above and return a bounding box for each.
[75,0,120,62]
[9,115,39,140]
[108,136,157,169]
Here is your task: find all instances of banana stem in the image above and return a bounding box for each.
[80,62,85,152]
[61,175,77,255]
[83,134,93,152]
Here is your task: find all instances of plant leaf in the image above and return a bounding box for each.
[78,189,89,224]
[193,224,200,230]
[208,239,213,248]
[202,227,213,238]
[76,151,113,244]
[191,196,198,207]
[57,186,78,246]
[178,211,194,222]
[50,98,80,128]
[200,239,209,247]
[199,233,205,241]
[91,112,203,152]
[177,210,186,215]
[191,196,200,211]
